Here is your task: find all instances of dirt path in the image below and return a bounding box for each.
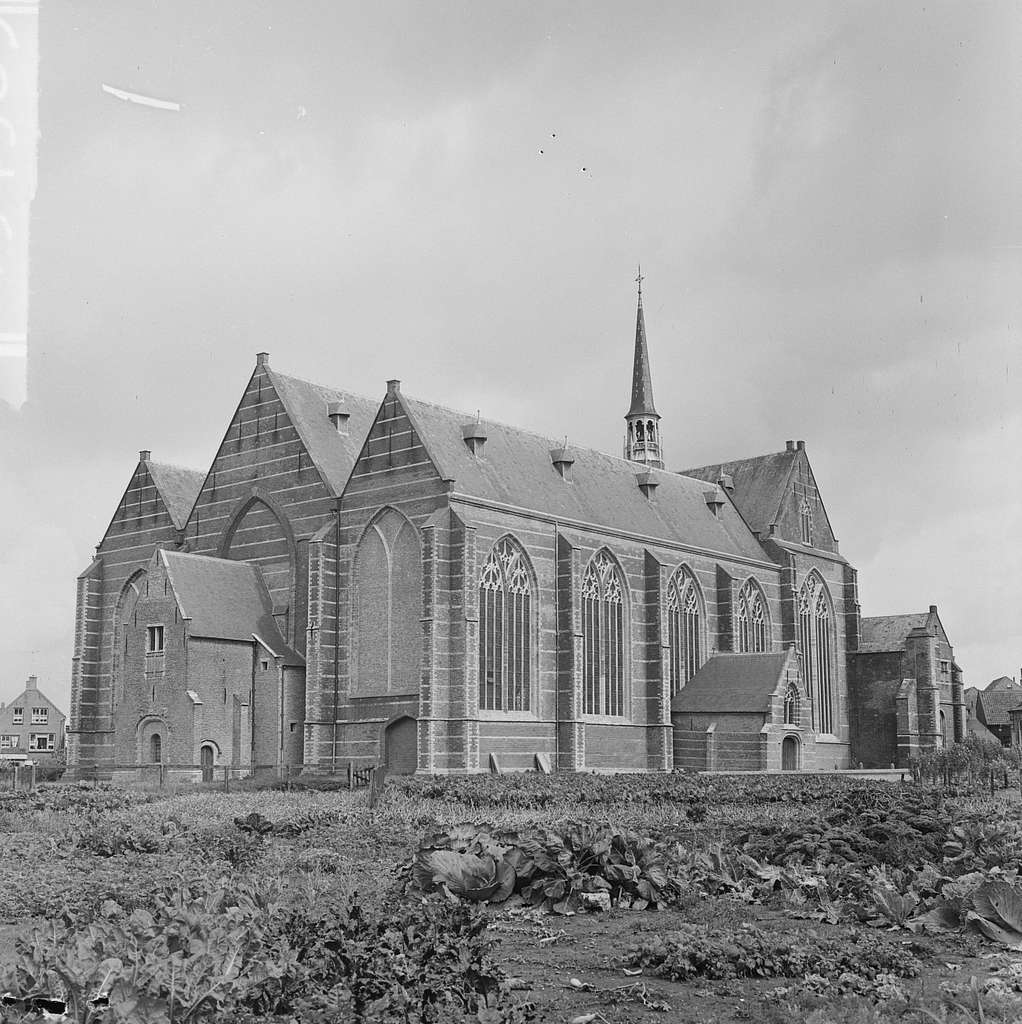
[488,900,1003,1023]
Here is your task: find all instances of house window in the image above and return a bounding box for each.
[798,574,837,734]
[667,569,704,694]
[478,537,534,712]
[11,708,23,725]
[799,499,813,545]
[28,733,54,752]
[783,685,800,725]
[146,625,165,653]
[582,551,626,717]
[260,659,269,671]
[940,660,950,677]
[0,735,18,749]
[31,707,47,724]
[735,581,770,653]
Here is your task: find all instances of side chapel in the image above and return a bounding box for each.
[68,276,966,777]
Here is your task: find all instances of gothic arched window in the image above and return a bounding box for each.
[799,499,813,545]
[783,685,800,725]
[736,580,770,653]
[149,733,162,764]
[582,551,626,717]
[798,573,837,734]
[353,508,423,696]
[667,568,704,694]
[478,537,534,712]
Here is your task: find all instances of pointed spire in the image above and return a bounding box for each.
[628,265,658,417]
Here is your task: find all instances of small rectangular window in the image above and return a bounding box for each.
[31,707,47,724]
[11,708,23,725]
[261,659,269,671]
[29,733,54,752]
[146,625,165,653]
[0,735,16,749]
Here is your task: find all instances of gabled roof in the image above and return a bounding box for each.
[399,394,769,563]
[967,716,1001,744]
[671,652,792,715]
[976,689,1022,727]
[1,684,66,718]
[986,676,1018,692]
[858,614,930,653]
[266,368,378,496]
[680,450,798,535]
[160,550,304,664]
[145,461,204,530]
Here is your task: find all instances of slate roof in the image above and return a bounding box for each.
[628,295,658,417]
[680,450,798,535]
[967,716,1001,744]
[858,614,930,653]
[267,368,379,497]
[400,395,769,562]
[670,653,790,714]
[986,676,1018,692]
[161,551,304,664]
[977,689,1022,727]
[145,461,205,530]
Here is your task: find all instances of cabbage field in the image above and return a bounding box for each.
[2,769,1022,1022]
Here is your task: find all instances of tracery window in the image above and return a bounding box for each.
[478,538,534,712]
[798,574,837,734]
[667,569,704,694]
[783,685,800,725]
[582,551,626,717]
[799,499,813,545]
[735,580,769,653]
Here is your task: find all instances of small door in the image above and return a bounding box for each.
[200,744,214,783]
[384,717,417,775]
[781,735,799,771]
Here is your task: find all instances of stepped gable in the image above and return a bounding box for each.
[266,368,379,496]
[858,613,930,653]
[671,653,790,714]
[145,461,204,530]
[160,550,303,664]
[681,449,798,536]
[400,394,768,561]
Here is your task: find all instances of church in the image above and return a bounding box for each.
[67,279,967,777]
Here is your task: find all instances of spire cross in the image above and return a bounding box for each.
[635,265,644,298]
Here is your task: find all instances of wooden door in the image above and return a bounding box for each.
[384,717,417,775]
[200,744,214,783]
[781,736,799,771]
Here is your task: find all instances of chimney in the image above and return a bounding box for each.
[256,352,269,367]
[929,604,938,615]
[139,450,151,462]
[327,400,350,435]
[386,379,401,397]
[26,675,37,690]
[786,440,795,452]
[796,440,805,451]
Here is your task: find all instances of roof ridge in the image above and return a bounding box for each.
[146,459,204,474]
[269,367,366,400]
[681,450,793,474]
[402,392,682,476]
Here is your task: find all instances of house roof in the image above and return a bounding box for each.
[858,614,931,653]
[670,652,791,715]
[986,676,1019,692]
[145,461,205,530]
[160,551,304,664]
[976,690,1021,728]
[267,368,379,497]
[399,394,770,563]
[680,450,798,535]
[967,716,1002,744]
[1,684,66,718]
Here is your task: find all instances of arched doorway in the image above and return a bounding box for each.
[200,744,215,783]
[781,735,799,771]
[384,717,417,775]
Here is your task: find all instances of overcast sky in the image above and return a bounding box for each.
[1,0,1020,712]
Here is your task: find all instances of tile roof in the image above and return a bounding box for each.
[858,614,930,653]
[161,551,304,664]
[670,652,790,714]
[976,689,1022,727]
[986,676,1018,692]
[400,395,770,562]
[267,368,380,497]
[680,450,797,535]
[145,461,205,530]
